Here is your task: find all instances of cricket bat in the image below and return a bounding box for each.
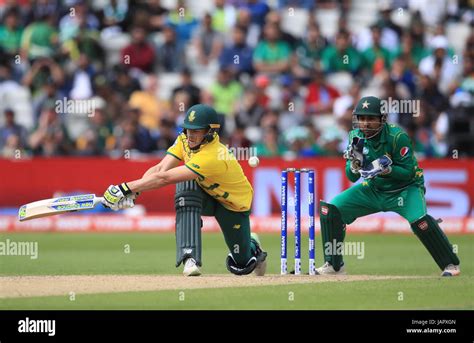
[18,194,104,222]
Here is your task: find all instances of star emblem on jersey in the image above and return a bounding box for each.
[362,100,369,109]
[188,111,196,122]
[233,224,241,229]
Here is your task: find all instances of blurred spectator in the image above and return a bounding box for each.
[228,120,251,149]
[265,10,298,49]
[212,0,237,33]
[333,83,361,133]
[61,18,104,69]
[109,64,141,101]
[0,108,28,150]
[31,0,59,22]
[234,87,265,127]
[305,70,340,115]
[450,54,474,108]
[374,2,402,51]
[157,25,186,72]
[241,0,270,28]
[121,26,155,73]
[318,127,344,156]
[394,31,429,71]
[166,0,199,46]
[219,25,254,77]
[253,74,271,108]
[119,107,156,153]
[253,125,287,157]
[362,24,393,75]
[292,23,327,78]
[192,13,224,68]
[253,23,291,75]
[419,35,460,95]
[278,75,305,128]
[31,77,62,124]
[156,117,177,151]
[123,0,168,33]
[0,7,23,57]
[321,30,363,75]
[87,97,114,153]
[417,75,449,127]
[235,8,261,47]
[59,1,99,43]
[207,66,243,115]
[129,74,169,131]
[20,13,58,61]
[389,57,417,96]
[172,67,201,106]
[22,57,64,97]
[69,53,95,99]
[29,105,71,156]
[101,0,128,32]
[170,90,191,128]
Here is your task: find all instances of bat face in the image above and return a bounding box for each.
[18,194,101,222]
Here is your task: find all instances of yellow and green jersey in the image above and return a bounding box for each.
[167,133,253,212]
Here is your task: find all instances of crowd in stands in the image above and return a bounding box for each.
[0,0,473,159]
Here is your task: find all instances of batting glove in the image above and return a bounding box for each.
[360,155,392,179]
[102,183,133,211]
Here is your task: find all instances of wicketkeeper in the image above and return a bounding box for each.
[317,96,460,276]
[101,104,267,276]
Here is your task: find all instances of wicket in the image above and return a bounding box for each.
[281,168,316,275]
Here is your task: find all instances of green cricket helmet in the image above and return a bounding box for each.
[182,104,221,130]
[352,96,386,138]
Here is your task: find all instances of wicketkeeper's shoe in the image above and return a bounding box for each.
[183,258,201,276]
[441,264,460,277]
[251,233,267,276]
[315,261,346,275]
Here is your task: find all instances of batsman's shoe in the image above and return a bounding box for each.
[315,262,346,275]
[183,258,201,276]
[251,233,267,276]
[441,264,460,277]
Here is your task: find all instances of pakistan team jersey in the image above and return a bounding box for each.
[346,123,425,192]
[167,133,253,212]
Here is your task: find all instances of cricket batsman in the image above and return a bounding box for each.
[316,96,460,277]
[101,104,267,277]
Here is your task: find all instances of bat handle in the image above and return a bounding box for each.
[94,196,104,206]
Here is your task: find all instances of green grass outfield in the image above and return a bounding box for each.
[0,232,472,310]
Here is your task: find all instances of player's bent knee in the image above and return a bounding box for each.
[226,254,257,275]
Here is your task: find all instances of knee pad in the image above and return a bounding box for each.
[411,214,460,270]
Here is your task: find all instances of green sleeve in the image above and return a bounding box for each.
[345,160,360,182]
[385,132,416,181]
